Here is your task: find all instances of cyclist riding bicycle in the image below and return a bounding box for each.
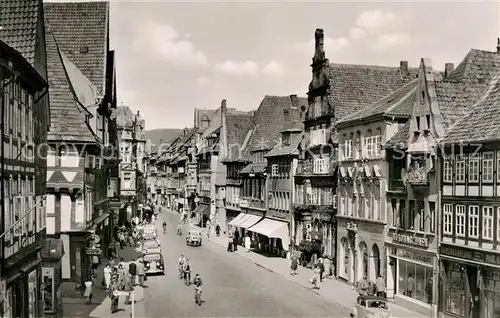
[183,259,192,285]
[193,273,203,305]
[162,221,167,233]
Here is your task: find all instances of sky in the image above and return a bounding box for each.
[52,0,500,130]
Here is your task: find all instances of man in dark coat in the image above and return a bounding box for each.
[233,230,239,251]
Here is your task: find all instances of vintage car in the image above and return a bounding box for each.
[186,229,202,246]
[350,295,391,318]
[142,239,161,255]
[143,253,165,275]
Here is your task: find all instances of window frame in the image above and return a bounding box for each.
[455,205,466,237]
[468,205,480,239]
[468,154,479,183]
[271,164,278,177]
[482,206,494,241]
[443,160,453,183]
[482,152,494,183]
[455,155,465,183]
[443,204,453,235]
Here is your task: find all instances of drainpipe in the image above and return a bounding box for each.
[1,64,5,279]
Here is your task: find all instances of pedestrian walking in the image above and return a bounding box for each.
[309,265,321,289]
[376,275,386,298]
[137,260,146,286]
[109,283,119,313]
[244,234,251,253]
[357,275,369,295]
[183,259,192,285]
[227,232,233,252]
[317,257,324,282]
[83,278,93,304]
[129,259,137,285]
[124,275,135,305]
[232,232,239,251]
[290,253,298,275]
[104,264,112,291]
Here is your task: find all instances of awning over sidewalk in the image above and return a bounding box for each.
[238,214,262,229]
[248,218,290,251]
[228,213,250,227]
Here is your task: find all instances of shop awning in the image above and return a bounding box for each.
[248,218,290,251]
[238,214,262,229]
[228,213,251,227]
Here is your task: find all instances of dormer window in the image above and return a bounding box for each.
[282,133,290,146]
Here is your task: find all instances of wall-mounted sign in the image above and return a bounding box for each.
[269,210,288,220]
[86,248,101,256]
[440,245,500,267]
[397,249,432,264]
[239,199,248,208]
[392,232,429,248]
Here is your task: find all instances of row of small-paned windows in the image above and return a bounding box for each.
[270,191,290,211]
[253,151,265,163]
[341,129,382,160]
[226,186,240,204]
[306,187,333,205]
[443,204,500,241]
[313,156,331,174]
[200,178,210,191]
[443,152,500,183]
[390,199,436,233]
[3,81,35,145]
[270,160,291,177]
[3,175,40,242]
[243,178,264,200]
[310,128,327,146]
[340,192,382,221]
[227,166,241,179]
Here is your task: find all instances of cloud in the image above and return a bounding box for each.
[131,22,207,66]
[196,76,210,87]
[372,33,411,50]
[262,61,283,74]
[355,10,399,34]
[214,60,259,75]
[349,28,367,41]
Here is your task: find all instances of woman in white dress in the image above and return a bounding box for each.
[244,234,251,253]
[83,279,93,304]
[103,264,112,291]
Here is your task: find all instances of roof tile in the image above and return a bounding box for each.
[44,1,108,95]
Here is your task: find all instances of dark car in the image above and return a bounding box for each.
[143,253,165,275]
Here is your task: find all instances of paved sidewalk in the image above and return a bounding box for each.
[190,222,426,318]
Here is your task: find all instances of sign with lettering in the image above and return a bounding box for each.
[397,249,432,264]
[440,245,500,266]
[269,209,288,220]
[239,199,248,208]
[392,232,429,248]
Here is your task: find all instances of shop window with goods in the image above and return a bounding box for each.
[398,257,433,304]
[43,268,54,313]
[444,263,467,316]
[28,270,38,318]
[483,270,500,318]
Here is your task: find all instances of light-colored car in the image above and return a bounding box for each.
[350,295,391,318]
[142,239,161,255]
[186,229,202,246]
[143,253,165,275]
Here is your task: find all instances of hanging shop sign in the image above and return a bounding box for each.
[85,247,102,256]
[392,232,429,248]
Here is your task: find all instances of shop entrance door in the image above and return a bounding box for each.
[387,257,396,298]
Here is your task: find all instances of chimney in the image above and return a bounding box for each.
[444,63,455,78]
[497,38,500,53]
[290,94,298,108]
[313,28,326,62]
[184,127,189,136]
[300,104,307,120]
[221,99,227,111]
[400,61,409,77]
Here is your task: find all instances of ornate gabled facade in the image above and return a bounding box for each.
[43,1,118,299]
[0,0,50,317]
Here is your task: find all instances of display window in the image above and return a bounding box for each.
[42,267,54,312]
[484,270,500,318]
[3,286,13,318]
[28,270,37,318]
[398,259,433,304]
[444,263,467,316]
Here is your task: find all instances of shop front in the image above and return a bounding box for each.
[41,238,65,318]
[337,218,384,285]
[386,241,436,316]
[247,213,290,257]
[439,244,500,318]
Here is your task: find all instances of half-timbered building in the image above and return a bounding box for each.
[0,0,49,316]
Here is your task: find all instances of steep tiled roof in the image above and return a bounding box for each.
[445,49,500,83]
[223,113,254,162]
[338,79,417,126]
[45,24,96,143]
[240,162,267,175]
[328,63,417,120]
[441,74,500,144]
[0,0,40,66]
[265,132,301,158]
[116,106,135,129]
[44,1,109,95]
[245,95,307,155]
[386,121,410,149]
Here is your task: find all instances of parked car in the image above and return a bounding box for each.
[186,229,202,246]
[350,295,391,318]
[142,239,161,255]
[143,253,165,275]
